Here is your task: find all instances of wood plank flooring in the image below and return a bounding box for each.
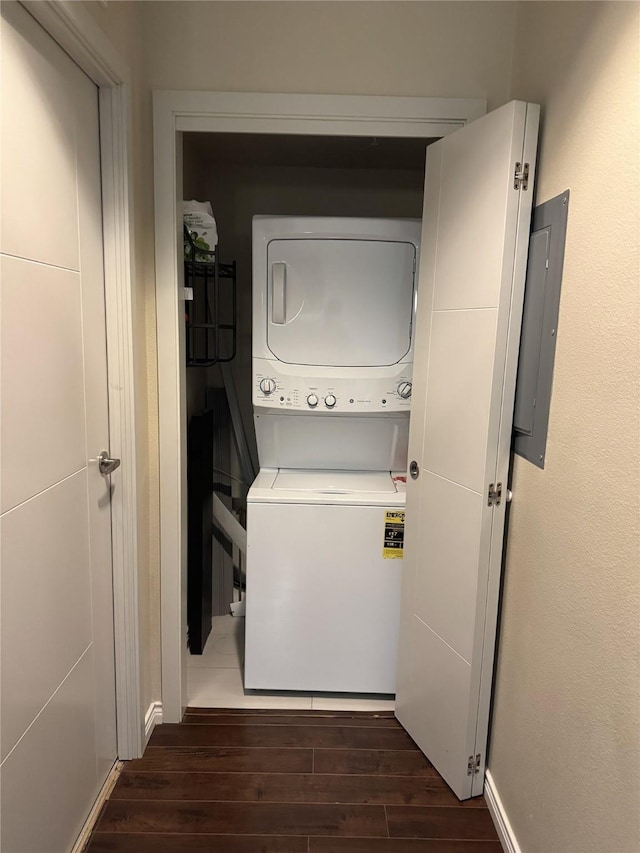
[86,708,500,852]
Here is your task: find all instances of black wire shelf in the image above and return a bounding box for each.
[184,225,237,367]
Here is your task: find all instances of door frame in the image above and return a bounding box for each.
[21,1,142,759]
[153,89,487,722]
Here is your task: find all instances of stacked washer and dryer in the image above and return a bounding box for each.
[245,216,420,694]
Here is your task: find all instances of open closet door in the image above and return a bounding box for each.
[395,101,539,800]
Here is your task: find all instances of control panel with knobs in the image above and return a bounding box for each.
[254,370,413,411]
[259,378,276,395]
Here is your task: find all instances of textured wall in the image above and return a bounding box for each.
[489,3,640,851]
[141,1,515,108]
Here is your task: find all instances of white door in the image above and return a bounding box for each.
[1,3,117,850]
[395,101,539,800]
[267,238,416,366]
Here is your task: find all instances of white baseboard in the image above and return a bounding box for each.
[71,760,123,853]
[144,700,163,744]
[485,769,522,853]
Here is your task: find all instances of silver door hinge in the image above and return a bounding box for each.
[467,754,481,775]
[514,162,530,190]
[487,483,502,507]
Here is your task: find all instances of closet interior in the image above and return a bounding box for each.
[182,131,430,708]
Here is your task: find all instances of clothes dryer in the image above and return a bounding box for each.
[246,216,421,693]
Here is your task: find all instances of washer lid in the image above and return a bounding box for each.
[272,469,397,494]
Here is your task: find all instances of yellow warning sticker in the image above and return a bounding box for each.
[383,510,405,559]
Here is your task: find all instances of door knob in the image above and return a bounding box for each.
[98,451,121,476]
[409,460,420,479]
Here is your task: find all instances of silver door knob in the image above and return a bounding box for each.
[409,460,419,479]
[98,451,121,476]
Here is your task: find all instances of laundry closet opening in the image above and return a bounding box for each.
[182,131,432,710]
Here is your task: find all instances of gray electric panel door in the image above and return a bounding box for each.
[514,190,569,467]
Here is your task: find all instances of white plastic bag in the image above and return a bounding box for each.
[183,199,218,260]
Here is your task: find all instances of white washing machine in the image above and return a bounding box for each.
[245,216,421,693]
[245,469,407,693]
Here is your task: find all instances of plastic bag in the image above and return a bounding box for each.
[183,200,218,260]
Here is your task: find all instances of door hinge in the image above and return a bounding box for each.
[467,754,481,775]
[487,482,502,507]
[514,162,530,190]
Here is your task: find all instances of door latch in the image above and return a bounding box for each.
[98,451,121,476]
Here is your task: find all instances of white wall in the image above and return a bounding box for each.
[489,3,640,851]
[142,1,516,108]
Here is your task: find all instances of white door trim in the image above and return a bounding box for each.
[153,89,487,722]
[21,0,142,759]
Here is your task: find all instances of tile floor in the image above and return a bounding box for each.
[187,614,396,712]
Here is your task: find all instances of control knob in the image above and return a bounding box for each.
[259,378,276,395]
[325,394,337,409]
[307,394,319,408]
[397,381,412,399]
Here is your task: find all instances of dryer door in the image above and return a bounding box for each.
[266,238,416,367]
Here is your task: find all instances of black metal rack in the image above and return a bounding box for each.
[184,225,237,367]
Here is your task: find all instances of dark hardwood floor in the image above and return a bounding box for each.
[86,708,500,852]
